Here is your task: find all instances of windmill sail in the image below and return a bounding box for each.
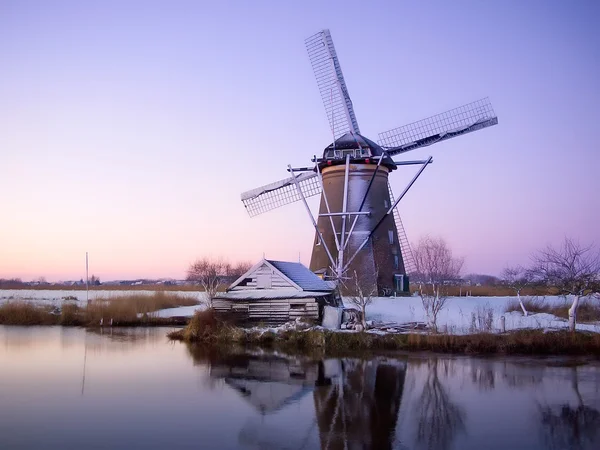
[305,29,360,139]
[387,182,417,274]
[241,172,322,217]
[378,98,498,155]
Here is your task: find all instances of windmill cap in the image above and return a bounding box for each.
[322,132,397,170]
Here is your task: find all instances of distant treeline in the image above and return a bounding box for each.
[0,278,207,291]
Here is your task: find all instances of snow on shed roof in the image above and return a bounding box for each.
[266,260,333,292]
[215,288,330,301]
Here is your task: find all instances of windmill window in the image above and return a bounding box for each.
[335,149,360,159]
[394,255,399,270]
[384,199,389,208]
[388,230,394,245]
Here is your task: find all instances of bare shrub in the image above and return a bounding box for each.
[530,238,600,331]
[343,270,378,329]
[60,302,81,325]
[470,304,494,333]
[413,236,464,332]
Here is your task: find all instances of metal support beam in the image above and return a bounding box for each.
[337,155,351,280]
[310,157,431,165]
[343,156,433,273]
[392,159,434,166]
[315,160,340,252]
[287,164,337,271]
[287,166,314,172]
[319,212,370,217]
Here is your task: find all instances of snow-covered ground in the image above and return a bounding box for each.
[1,289,598,333]
[352,295,600,334]
[147,294,600,333]
[146,304,206,318]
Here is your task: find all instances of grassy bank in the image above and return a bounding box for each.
[167,309,600,357]
[0,292,199,326]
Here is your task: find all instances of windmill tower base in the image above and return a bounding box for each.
[309,163,407,296]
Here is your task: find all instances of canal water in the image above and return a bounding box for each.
[1,326,599,450]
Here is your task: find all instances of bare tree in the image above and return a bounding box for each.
[187,257,250,307]
[502,265,531,316]
[343,270,378,329]
[413,236,464,332]
[530,238,600,331]
[227,261,252,279]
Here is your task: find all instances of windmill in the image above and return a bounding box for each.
[241,29,498,295]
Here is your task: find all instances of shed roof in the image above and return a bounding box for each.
[266,260,332,292]
[215,288,329,301]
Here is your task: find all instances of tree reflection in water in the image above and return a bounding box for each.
[539,367,600,450]
[412,358,466,450]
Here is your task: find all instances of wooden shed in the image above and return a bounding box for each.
[213,259,338,325]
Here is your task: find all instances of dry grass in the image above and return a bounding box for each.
[0,302,58,325]
[505,296,552,315]
[0,293,198,326]
[352,283,553,298]
[506,297,600,323]
[410,285,556,297]
[167,309,245,342]
[85,292,198,324]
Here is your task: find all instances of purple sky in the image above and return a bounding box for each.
[1,0,598,281]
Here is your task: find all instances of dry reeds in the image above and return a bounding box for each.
[505,297,551,315]
[171,309,245,342]
[0,301,58,325]
[85,292,198,324]
[410,285,557,297]
[0,293,198,326]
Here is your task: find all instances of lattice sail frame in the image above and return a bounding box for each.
[378,98,498,155]
[241,172,321,218]
[305,29,360,140]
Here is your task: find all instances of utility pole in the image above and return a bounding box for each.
[85,252,89,305]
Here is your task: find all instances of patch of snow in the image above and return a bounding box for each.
[344,295,600,334]
[146,304,207,318]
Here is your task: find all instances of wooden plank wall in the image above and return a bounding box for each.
[213,298,319,325]
[233,264,294,290]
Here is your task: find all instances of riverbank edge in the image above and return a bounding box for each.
[166,325,600,357]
